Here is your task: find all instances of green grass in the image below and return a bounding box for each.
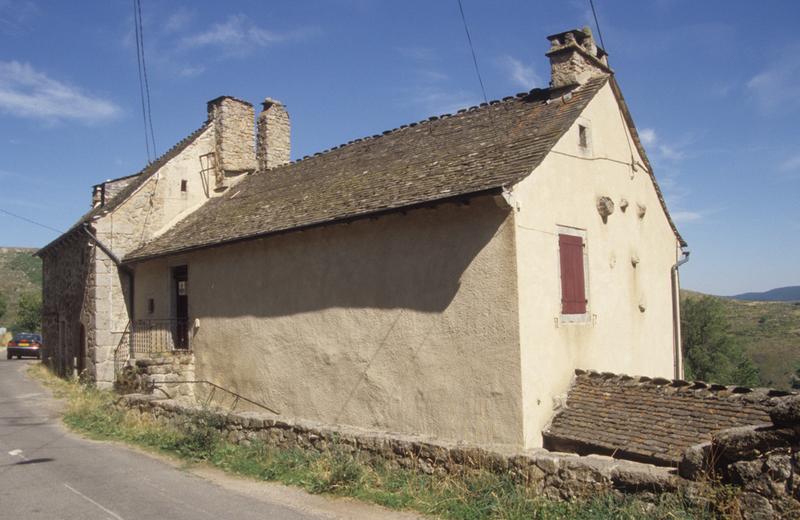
[683,290,800,389]
[29,364,718,520]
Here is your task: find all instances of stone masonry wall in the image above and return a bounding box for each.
[119,393,684,502]
[679,396,800,519]
[257,99,291,170]
[208,96,256,175]
[134,352,195,401]
[40,232,91,377]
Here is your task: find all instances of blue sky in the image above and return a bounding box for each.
[0,0,797,295]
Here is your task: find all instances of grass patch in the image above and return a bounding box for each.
[30,363,717,519]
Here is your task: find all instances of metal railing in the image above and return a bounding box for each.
[113,321,132,377]
[149,379,280,415]
[130,318,190,355]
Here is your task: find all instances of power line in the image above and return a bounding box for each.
[133,0,156,162]
[456,0,488,105]
[136,0,157,158]
[132,0,150,162]
[588,0,607,51]
[0,208,63,234]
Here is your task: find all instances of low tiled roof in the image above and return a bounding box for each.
[37,122,210,256]
[124,77,611,262]
[543,369,794,466]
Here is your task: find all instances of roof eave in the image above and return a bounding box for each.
[122,187,508,265]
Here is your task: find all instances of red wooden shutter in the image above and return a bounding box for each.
[559,234,586,314]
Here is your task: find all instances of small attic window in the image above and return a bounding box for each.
[578,124,589,148]
[180,180,188,192]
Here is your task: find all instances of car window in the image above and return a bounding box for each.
[12,333,40,341]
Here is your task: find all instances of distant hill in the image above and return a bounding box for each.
[732,286,800,302]
[682,289,800,389]
[0,247,41,330]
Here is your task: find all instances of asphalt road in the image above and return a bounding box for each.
[0,352,420,520]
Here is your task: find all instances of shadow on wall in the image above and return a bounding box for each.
[41,235,91,378]
[191,196,513,319]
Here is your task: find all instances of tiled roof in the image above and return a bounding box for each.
[124,77,610,262]
[543,369,793,466]
[37,122,210,256]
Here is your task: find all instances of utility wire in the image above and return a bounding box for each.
[0,208,63,234]
[133,0,156,163]
[133,0,150,162]
[136,0,157,158]
[588,0,607,51]
[456,0,488,104]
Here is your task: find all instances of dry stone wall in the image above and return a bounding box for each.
[679,396,800,519]
[134,352,195,400]
[119,393,684,501]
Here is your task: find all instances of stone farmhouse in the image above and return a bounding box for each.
[39,28,690,450]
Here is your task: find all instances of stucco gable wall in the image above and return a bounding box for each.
[511,83,681,448]
[131,194,524,446]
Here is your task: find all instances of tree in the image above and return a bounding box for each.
[0,292,6,322]
[681,296,760,386]
[12,292,42,333]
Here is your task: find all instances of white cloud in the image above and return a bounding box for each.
[0,61,120,123]
[163,7,193,33]
[180,14,312,53]
[671,210,702,223]
[638,127,685,161]
[178,65,206,78]
[402,85,479,117]
[779,154,800,172]
[498,55,540,89]
[747,46,800,114]
[639,128,657,146]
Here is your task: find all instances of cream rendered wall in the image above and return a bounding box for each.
[132,195,525,446]
[511,83,681,448]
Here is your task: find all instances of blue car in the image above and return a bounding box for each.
[6,333,43,359]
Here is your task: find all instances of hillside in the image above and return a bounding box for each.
[0,247,42,331]
[682,289,800,389]
[732,286,800,302]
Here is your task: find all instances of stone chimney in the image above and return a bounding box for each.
[207,96,256,176]
[257,98,291,170]
[546,27,611,89]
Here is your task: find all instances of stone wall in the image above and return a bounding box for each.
[208,96,256,175]
[119,393,683,501]
[257,99,290,170]
[39,231,91,377]
[131,352,195,401]
[679,396,800,519]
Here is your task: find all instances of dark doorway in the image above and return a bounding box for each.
[77,324,86,375]
[172,265,189,349]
